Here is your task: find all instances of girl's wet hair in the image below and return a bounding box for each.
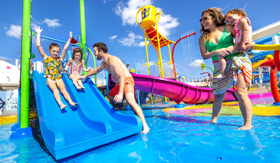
[200,7,225,41]
[72,48,83,62]
[49,42,60,50]
[225,9,247,17]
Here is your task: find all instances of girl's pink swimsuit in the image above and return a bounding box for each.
[69,61,82,76]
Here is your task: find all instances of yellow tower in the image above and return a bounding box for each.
[136,5,175,78]
[136,5,175,104]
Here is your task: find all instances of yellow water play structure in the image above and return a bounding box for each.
[253,44,280,51]
[136,5,175,78]
[252,55,273,69]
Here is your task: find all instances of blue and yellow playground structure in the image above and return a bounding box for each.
[9,0,143,160]
[1,2,280,162]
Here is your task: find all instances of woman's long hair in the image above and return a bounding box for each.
[200,7,225,42]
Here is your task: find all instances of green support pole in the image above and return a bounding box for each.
[80,0,87,75]
[20,0,31,128]
[88,48,97,84]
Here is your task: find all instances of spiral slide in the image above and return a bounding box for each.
[131,73,238,104]
[32,71,142,160]
[132,73,273,104]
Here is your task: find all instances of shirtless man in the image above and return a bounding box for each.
[79,42,150,134]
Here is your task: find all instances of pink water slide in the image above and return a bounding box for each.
[131,73,271,104]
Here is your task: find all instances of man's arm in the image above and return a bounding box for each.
[32,26,47,60]
[82,60,91,72]
[83,62,105,78]
[60,32,72,60]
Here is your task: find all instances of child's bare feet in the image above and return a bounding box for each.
[81,86,86,89]
[75,86,81,90]
[238,125,253,130]
[59,103,67,110]
[69,101,78,106]
[141,126,150,134]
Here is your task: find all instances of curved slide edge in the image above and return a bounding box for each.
[132,73,272,104]
[63,74,142,127]
[131,73,237,104]
[253,44,280,51]
[32,71,142,160]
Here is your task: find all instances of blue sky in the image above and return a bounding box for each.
[0,0,279,80]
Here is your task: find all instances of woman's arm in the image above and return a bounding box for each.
[199,37,229,59]
[32,26,47,60]
[60,32,72,60]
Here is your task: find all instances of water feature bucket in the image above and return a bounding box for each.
[141,5,157,29]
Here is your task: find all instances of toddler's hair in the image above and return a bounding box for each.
[72,48,83,62]
[93,42,108,53]
[49,42,60,50]
[225,9,247,17]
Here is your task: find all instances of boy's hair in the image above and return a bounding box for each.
[200,7,225,42]
[225,9,247,17]
[49,42,60,50]
[72,48,83,62]
[93,42,108,53]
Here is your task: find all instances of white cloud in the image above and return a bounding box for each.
[189,59,204,67]
[119,32,145,47]
[6,25,21,39]
[138,41,145,47]
[157,10,179,37]
[109,35,118,40]
[43,18,61,27]
[115,0,151,26]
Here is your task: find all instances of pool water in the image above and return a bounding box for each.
[1,107,280,162]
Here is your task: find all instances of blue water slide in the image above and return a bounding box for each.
[250,51,273,62]
[32,71,142,160]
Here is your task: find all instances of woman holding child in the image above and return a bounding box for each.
[198,8,254,130]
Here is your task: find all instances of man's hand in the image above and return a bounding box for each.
[113,93,123,103]
[69,32,72,39]
[79,75,86,82]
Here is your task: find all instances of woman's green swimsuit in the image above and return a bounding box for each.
[205,25,239,61]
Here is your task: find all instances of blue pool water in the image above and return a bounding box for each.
[1,108,280,163]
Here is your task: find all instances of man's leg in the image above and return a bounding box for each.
[125,90,150,134]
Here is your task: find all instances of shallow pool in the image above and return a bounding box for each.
[1,107,280,162]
